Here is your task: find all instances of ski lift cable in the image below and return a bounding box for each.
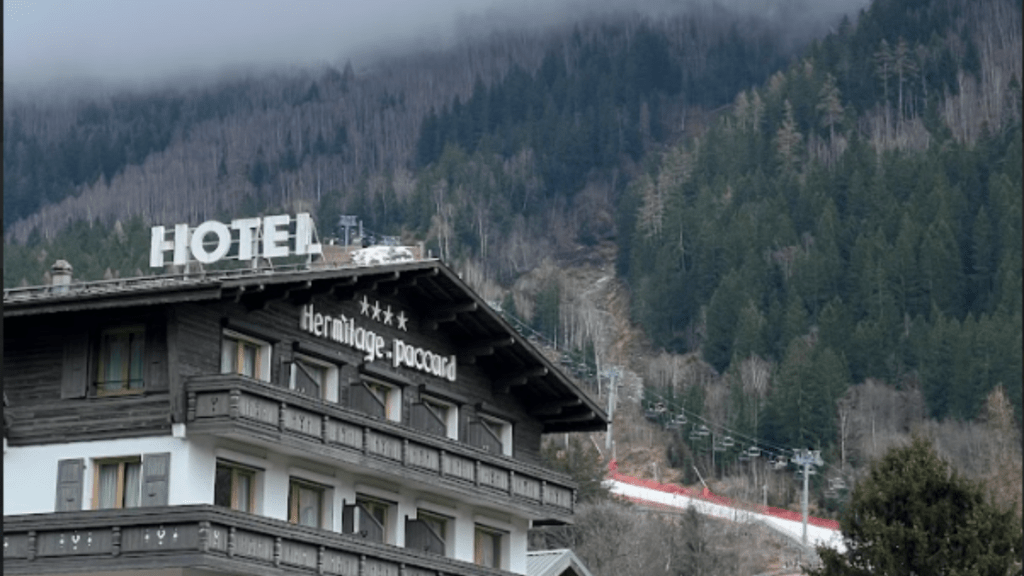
[642,386,798,458]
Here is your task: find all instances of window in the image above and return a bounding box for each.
[288,478,326,528]
[221,330,271,381]
[344,495,392,544]
[411,396,458,439]
[474,525,506,569]
[214,460,257,513]
[290,355,339,402]
[469,415,513,456]
[406,509,451,556]
[349,379,401,422]
[95,326,145,395]
[93,457,142,509]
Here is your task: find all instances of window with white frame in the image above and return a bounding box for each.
[349,378,401,422]
[406,509,452,556]
[411,395,458,439]
[469,414,513,456]
[221,330,271,382]
[288,477,329,529]
[344,494,394,544]
[290,354,339,402]
[473,524,507,569]
[214,460,258,513]
[95,326,145,395]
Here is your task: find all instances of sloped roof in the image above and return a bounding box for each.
[4,259,607,433]
[526,549,595,576]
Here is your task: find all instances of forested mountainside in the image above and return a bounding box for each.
[4,5,790,261]
[4,0,1021,485]
[622,0,1022,447]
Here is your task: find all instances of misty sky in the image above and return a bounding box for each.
[4,0,871,96]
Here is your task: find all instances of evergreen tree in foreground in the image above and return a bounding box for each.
[808,436,1022,576]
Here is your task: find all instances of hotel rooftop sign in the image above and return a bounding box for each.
[150,213,322,268]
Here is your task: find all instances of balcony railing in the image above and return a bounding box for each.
[185,374,576,522]
[3,505,514,576]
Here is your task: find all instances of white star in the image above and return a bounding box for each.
[383,305,394,326]
[396,311,408,331]
[371,300,382,321]
[360,295,371,316]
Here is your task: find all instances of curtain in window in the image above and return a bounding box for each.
[297,485,320,527]
[236,473,252,512]
[123,462,142,508]
[97,464,119,509]
[128,334,144,389]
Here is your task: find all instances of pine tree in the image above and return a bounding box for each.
[809,436,1022,576]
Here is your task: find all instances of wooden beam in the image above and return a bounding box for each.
[427,302,478,318]
[493,366,548,394]
[285,280,313,304]
[529,398,582,417]
[543,410,596,424]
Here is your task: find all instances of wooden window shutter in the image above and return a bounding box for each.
[360,504,385,543]
[350,383,385,419]
[140,452,171,506]
[411,403,445,436]
[293,362,321,398]
[145,324,168,392]
[406,518,444,554]
[55,458,85,511]
[343,502,357,534]
[61,333,90,399]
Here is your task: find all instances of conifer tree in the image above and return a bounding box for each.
[809,436,1022,576]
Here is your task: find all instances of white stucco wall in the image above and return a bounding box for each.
[5,431,531,573]
[3,433,200,515]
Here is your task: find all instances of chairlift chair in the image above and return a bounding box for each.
[746,446,761,458]
[721,436,735,448]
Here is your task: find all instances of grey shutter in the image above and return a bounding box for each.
[406,518,444,554]
[468,420,502,453]
[350,384,385,419]
[140,452,171,506]
[55,458,84,511]
[360,504,384,543]
[61,333,90,399]
[293,362,321,398]
[145,324,168,392]
[343,502,356,534]
[411,403,445,436]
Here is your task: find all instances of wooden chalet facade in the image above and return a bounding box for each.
[3,259,607,576]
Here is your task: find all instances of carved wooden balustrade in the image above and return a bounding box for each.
[4,505,514,576]
[185,374,576,523]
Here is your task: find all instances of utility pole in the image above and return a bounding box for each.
[793,448,824,545]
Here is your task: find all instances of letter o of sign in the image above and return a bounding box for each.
[190,220,232,264]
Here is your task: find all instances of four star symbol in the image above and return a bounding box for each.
[359,294,408,331]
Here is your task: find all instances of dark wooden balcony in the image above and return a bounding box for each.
[3,505,515,576]
[185,374,576,523]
